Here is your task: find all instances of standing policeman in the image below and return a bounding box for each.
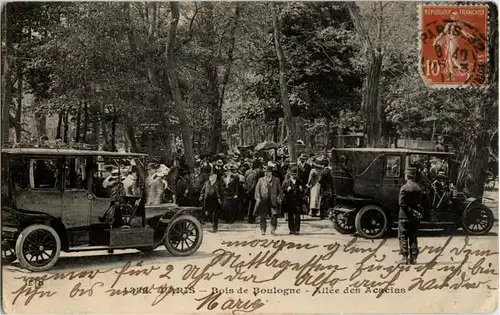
[398,167,424,265]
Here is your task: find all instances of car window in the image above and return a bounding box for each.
[386,156,401,178]
[30,159,60,189]
[64,158,87,189]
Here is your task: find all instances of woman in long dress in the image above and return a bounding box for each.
[307,158,324,217]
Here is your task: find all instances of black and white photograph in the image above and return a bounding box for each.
[1,1,498,314]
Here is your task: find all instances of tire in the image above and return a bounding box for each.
[354,205,389,239]
[330,211,356,234]
[461,205,494,235]
[164,215,203,256]
[15,224,61,272]
[2,246,16,265]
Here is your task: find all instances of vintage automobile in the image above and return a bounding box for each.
[1,146,204,271]
[329,148,495,239]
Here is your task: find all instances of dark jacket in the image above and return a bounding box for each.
[221,173,241,198]
[245,168,264,195]
[200,180,222,209]
[399,179,424,220]
[281,177,303,212]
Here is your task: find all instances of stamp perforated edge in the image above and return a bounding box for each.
[417,2,491,89]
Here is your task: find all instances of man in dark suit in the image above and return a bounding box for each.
[398,167,424,265]
[281,166,303,235]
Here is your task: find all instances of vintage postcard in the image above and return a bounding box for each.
[1,1,498,314]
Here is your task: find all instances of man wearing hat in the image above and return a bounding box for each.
[214,159,225,179]
[398,167,424,265]
[245,159,264,224]
[254,164,282,235]
[281,166,303,234]
[297,153,312,187]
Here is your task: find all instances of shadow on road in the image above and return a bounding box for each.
[384,228,498,238]
[5,250,215,273]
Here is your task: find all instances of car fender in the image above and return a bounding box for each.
[2,207,69,250]
[462,198,489,213]
[159,206,204,224]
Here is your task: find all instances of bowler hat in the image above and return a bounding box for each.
[215,159,224,166]
[265,165,274,172]
[298,153,308,160]
[289,166,298,175]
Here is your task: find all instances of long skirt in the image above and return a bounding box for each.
[309,183,322,209]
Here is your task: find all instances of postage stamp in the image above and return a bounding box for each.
[419,5,489,87]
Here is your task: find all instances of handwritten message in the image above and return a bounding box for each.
[6,236,498,314]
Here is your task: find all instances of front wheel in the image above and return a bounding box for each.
[461,205,494,235]
[164,215,203,256]
[354,205,388,239]
[15,224,61,272]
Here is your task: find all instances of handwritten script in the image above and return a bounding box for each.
[6,236,498,314]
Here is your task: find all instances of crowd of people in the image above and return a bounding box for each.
[100,150,336,235]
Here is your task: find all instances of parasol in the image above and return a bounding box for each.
[254,141,280,151]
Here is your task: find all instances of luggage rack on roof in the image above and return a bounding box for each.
[4,141,99,151]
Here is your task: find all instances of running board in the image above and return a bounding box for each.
[67,244,153,252]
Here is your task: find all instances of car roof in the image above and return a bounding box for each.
[332,147,455,156]
[2,147,148,157]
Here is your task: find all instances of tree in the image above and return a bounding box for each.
[271,3,297,161]
[2,4,13,143]
[166,2,194,170]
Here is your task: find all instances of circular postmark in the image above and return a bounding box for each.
[420,5,488,87]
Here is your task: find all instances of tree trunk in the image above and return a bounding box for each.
[272,116,279,143]
[82,101,89,142]
[124,2,171,159]
[125,115,139,153]
[272,3,297,161]
[15,62,22,142]
[251,120,256,145]
[100,103,109,147]
[166,2,194,171]
[63,110,69,143]
[75,104,81,142]
[347,2,383,148]
[211,3,241,154]
[111,114,117,151]
[2,4,13,143]
[56,110,63,140]
[363,53,383,147]
[280,119,286,144]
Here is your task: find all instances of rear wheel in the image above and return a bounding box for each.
[2,246,16,264]
[15,224,61,272]
[461,205,494,235]
[330,211,355,234]
[355,205,388,239]
[164,215,203,256]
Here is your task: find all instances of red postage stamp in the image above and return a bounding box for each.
[419,5,489,87]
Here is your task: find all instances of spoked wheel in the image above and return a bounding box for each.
[164,215,203,256]
[330,210,356,234]
[354,205,388,239]
[461,205,494,235]
[15,224,61,272]
[2,246,16,265]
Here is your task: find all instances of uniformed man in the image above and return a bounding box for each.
[398,167,424,265]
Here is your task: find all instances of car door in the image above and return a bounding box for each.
[15,158,63,219]
[382,154,404,209]
[61,157,91,228]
